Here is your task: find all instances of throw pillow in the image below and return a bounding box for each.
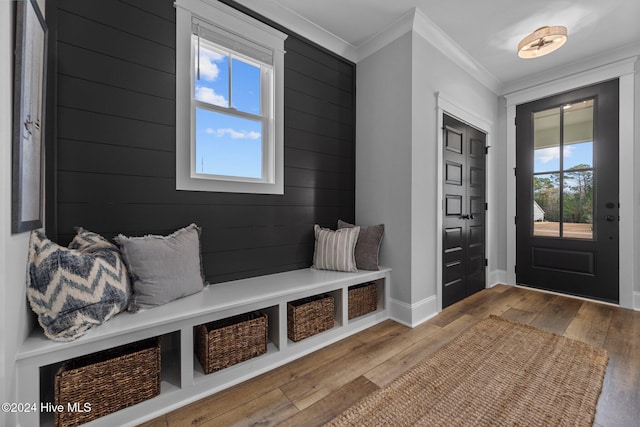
[115,223,206,312]
[26,228,131,342]
[312,224,360,272]
[337,220,385,270]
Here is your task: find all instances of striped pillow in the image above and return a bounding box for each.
[312,224,360,272]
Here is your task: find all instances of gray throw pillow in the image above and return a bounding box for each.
[312,224,360,272]
[337,220,385,270]
[115,224,206,311]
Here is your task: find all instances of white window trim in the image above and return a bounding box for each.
[176,0,287,194]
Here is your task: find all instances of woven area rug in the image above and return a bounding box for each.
[327,315,608,427]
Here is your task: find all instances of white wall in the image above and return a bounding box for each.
[411,32,498,305]
[356,33,413,305]
[1,2,35,425]
[634,59,640,309]
[494,97,508,276]
[357,24,499,325]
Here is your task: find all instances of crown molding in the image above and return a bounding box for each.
[356,8,501,93]
[233,0,358,62]
[410,8,501,94]
[501,41,640,96]
[503,56,638,106]
[234,2,502,94]
[355,9,415,62]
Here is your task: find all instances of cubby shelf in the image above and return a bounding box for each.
[16,267,391,427]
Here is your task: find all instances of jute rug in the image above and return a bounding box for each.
[327,315,608,427]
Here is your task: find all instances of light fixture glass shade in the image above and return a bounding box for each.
[518,26,567,58]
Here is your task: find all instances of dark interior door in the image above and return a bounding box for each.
[515,79,619,303]
[442,114,486,308]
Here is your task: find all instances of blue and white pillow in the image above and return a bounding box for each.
[26,228,131,342]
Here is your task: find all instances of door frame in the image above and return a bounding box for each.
[505,57,636,309]
[436,91,494,312]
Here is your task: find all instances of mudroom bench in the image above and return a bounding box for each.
[15,266,391,427]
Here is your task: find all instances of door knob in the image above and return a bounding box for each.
[604,215,616,222]
[460,214,470,220]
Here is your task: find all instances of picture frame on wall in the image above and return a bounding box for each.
[12,0,47,233]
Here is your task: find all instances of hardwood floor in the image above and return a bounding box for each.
[140,285,640,427]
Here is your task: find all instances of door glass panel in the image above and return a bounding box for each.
[564,100,594,169]
[533,107,560,173]
[533,173,560,237]
[563,173,593,239]
[533,106,560,237]
[531,100,594,239]
[562,99,594,239]
[564,141,593,170]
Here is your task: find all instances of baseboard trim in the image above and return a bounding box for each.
[488,269,509,287]
[634,291,640,311]
[389,295,438,328]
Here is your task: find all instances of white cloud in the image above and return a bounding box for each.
[196,46,225,81]
[207,127,261,140]
[534,145,573,163]
[564,145,574,157]
[535,147,559,164]
[195,86,227,107]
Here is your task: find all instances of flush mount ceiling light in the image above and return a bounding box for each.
[518,26,568,58]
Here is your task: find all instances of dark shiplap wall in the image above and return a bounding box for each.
[51,0,355,284]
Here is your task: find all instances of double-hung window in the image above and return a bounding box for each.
[176,0,287,194]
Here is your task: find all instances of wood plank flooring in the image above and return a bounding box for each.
[140,285,640,427]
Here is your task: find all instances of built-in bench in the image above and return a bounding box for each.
[16,266,391,427]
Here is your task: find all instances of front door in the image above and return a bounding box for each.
[442,114,487,308]
[515,79,619,303]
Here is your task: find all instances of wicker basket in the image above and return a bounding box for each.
[195,311,268,374]
[287,294,335,342]
[348,282,378,319]
[54,337,161,427]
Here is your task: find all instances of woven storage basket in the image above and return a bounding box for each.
[348,282,378,319]
[287,294,334,342]
[195,311,268,374]
[54,337,160,427]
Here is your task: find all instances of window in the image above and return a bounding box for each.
[532,99,594,239]
[176,0,287,194]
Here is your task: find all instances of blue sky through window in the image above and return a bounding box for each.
[232,58,260,114]
[194,38,263,178]
[196,109,262,178]
[534,141,593,173]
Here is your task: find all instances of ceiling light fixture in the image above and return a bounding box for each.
[517,26,568,59]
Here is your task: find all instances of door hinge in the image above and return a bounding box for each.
[514,167,517,176]
[514,216,518,224]
[485,258,488,267]
[485,145,490,155]
[485,202,488,211]
[514,265,517,274]
[514,116,517,126]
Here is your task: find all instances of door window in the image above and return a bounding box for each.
[532,99,594,239]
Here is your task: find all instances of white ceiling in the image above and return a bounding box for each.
[235,0,640,93]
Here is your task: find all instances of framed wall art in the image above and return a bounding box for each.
[12,0,47,233]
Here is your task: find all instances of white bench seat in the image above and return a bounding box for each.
[16,266,391,427]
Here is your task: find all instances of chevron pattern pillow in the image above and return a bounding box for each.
[26,228,131,342]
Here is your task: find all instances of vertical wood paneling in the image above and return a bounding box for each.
[52,0,356,284]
